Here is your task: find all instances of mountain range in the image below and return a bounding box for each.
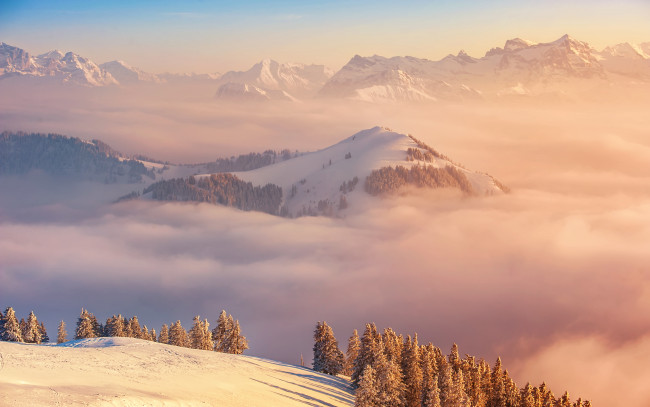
[2,35,649,101]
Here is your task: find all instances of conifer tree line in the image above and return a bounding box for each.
[1,307,248,355]
[313,322,592,407]
[0,307,49,344]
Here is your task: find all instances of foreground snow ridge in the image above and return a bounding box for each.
[0,337,354,406]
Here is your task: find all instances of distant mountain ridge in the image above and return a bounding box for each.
[2,34,649,97]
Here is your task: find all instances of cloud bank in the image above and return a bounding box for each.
[2,92,650,406]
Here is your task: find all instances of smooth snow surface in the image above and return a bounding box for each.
[0,338,354,407]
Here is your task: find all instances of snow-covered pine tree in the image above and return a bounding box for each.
[345,329,361,376]
[19,318,27,339]
[0,307,23,342]
[168,320,188,347]
[355,364,379,407]
[374,349,405,406]
[449,343,461,373]
[75,308,97,339]
[519,383,535,407]
[105,315,125,337]
[402,334,422,407]
[488,357,505,407]
[447,369,470,407]
[158,324,170,344]
[313,321,344,375]
[439,360,454,407]
[421,345,439,407]
[423,375,442,407]
[141,325,151,341]
[538,382,555,407]
[150,328,156,342]
[228,320,248,354]
[57,320,67,344]
[352,323,382,386]
[558,391,571,407]
[23,311,42,344]
[189,315,206,349]
[40,322,49,343]
[212,310,233,352]
[383,327,403,364]
[503,369,518,407]
[129,316,142,339]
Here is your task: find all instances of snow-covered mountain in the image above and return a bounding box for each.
[0,43,118,86]
[215,81,296,102]
[99,60,163,84]
[596,42,650,79]
[228,126,507,217]
[321,34,649,102]
[0,337,354,406]
[215,58,333,101]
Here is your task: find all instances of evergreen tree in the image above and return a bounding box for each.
[313,321,344,375]
[150,328,157,342]
[352,323,382,386]
[228,320,248,354]
[557,391,571,407]
[383,327,403,363]
[75,308,97,339]
[105,315,126,337]
[141,325,151,341]
[488,357,505,407]
[520,383,535,407]
[355,364,379,407]
[345,329,360,376]
[39,322,49,343]
[19,318,27,340]
[423,376,442,407]
[57,321,67,344]
[402,334,422,407]
[0,307,23,342]
[129,316,142,339]
[212,310,233,352]
[374,350,405,406]
[421,346,440,407]
[503,369,518,407]
[168,320,188,347]
[190,315,211,350]
[23,311,42,344]
[158,324,170,344]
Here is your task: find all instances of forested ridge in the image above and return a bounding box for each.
[313,321,591,407]
[0,131,155,183]
[143,173,283,215]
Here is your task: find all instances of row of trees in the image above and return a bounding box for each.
[74,309,248,354]
[1,307,247,355]
[0,307,49,343]
[144,173,283,215]
[365,164,475,196]
[204,149,297,173]
[313,322,591,407]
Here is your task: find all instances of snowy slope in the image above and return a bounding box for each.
[0,338,354,407]
[229,127,505,217]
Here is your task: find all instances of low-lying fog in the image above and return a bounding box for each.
[1,85,650,407]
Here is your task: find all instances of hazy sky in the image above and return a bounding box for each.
[1,0,650,73]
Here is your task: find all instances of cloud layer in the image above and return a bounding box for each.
[2,92,650,406]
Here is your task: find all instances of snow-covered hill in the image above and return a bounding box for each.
[215,59,333,101]
[0,338,354,407]
[229,126,506,217]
